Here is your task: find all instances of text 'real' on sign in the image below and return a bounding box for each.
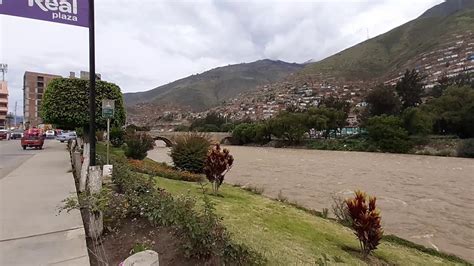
[0,0,89,27]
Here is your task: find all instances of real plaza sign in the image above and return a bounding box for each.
[0,0,89,27]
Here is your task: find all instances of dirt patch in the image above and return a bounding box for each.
[89,218,208,266]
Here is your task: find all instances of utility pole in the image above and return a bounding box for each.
[89,0,97,166]
[14,101,17,127]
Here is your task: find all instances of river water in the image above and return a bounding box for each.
[148,144,474,261]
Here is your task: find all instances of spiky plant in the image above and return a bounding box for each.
[204,144,234,194]
[345,190,383,258]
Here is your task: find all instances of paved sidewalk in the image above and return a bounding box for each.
[0,141,89,265]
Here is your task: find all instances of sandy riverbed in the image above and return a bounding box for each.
[148,144,474,261]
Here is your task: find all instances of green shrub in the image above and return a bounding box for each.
[307,138,375,152]
[457,139,474,158]
[232,123,256,145]
[366,115,413,153]
[110,127,125,147]
[220,122,235,132]
[402,107,433,136]
[124,132,155,160]
[170,133,211,173]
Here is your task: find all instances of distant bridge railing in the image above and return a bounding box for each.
[147,131,232,147]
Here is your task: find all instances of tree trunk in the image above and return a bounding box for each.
[85,166,103,240]
[80,142,90,192]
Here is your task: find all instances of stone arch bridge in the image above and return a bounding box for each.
[147,131,232,147]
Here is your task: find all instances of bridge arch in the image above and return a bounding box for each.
[153,136,175,147]
[220,136,233,145]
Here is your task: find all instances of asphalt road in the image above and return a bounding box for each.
[0,139,52,180]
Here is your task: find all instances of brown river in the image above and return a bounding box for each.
[148,144,474,261]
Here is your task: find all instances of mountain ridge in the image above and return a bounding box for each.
[124,59,303,111]
[300,0,474,81]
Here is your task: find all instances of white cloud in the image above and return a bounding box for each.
[0,0,442,113]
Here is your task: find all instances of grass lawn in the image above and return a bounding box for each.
[153,177,465,265]
[99,144,468,265]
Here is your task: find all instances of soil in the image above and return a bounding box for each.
[89,218,207,266]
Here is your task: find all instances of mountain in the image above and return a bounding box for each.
[300,0,474,81]
[124,60,303,111]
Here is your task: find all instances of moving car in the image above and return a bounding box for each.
[45,130,55,139]
[21,128,44,150]
[57,131,77,143]
[10,130,24,139]
[0,129,9,140]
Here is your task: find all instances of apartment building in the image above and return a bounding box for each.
[23,71,61,127]
[0,81,8,127]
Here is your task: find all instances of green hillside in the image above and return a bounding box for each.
[301,0,474,80]
[124,59,303,111]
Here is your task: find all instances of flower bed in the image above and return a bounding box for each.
[128,159,204,182]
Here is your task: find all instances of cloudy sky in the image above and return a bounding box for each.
[1,0,442,113]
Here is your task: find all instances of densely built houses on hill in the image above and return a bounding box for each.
[202,31,474,124]
[128,30,474,129]
[385,31,474,88]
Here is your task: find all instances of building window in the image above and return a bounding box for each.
[37,94,43,100]
[37,82,44,87]
[38,88,44,94]
[37,76,44,82]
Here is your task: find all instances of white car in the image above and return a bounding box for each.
[57,131,77,143]
[45,130,55,139]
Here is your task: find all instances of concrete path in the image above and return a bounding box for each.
[0,141,89,265]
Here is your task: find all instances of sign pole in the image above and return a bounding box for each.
[107,118,110,165]
[89,0,96,166]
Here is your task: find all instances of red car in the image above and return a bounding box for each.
[21,129,45,150]
[0,130,8,140]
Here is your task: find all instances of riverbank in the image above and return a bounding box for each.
[148,145,474,261]
[100,144,470,264]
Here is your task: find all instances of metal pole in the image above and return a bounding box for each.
[89,0,96,166]
[107,118,110,165]
[14,101,17,128]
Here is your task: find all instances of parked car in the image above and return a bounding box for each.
[45,130,55,139]
[21,128,44,150]
[10,130,24,139]
[57,131,77,143]
[0,129,9,140]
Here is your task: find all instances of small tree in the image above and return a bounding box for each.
[395,69,425,110]
[170,133,211,173]
[365,85,401,117]
[366,115,412,153]
[345,190,383,259]
[124,132,155,160]
[269,112,308,144]
[204,144,234,194]
[401,107,433,136]
[41,78,126,138]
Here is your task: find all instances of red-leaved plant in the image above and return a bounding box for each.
[345,190,383,258]
[204,144,234,194]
